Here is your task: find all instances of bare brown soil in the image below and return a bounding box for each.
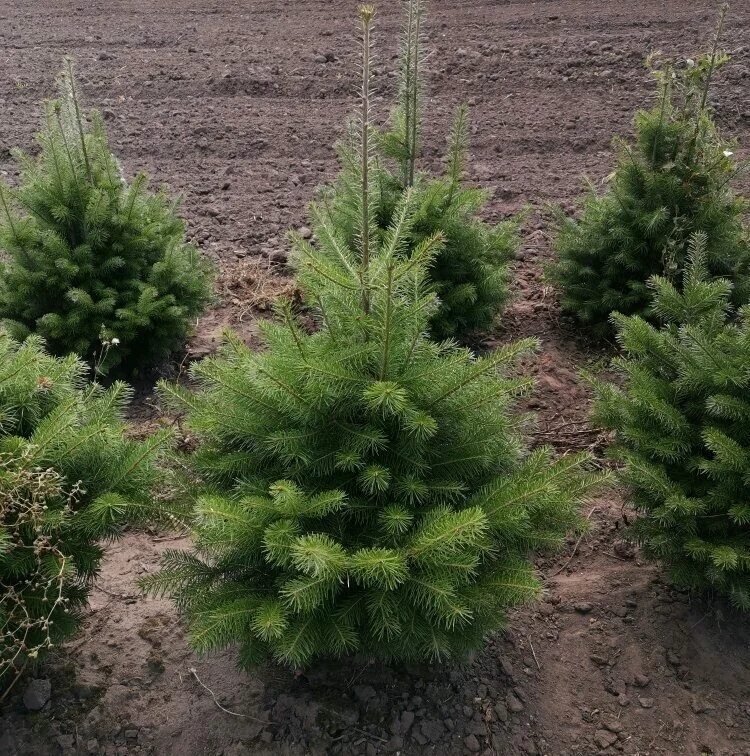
[1,1,750,754]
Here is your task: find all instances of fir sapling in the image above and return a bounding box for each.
[145,7,603,669]
[550,5,750,335]
[0,59,213,374]
[593,232,750,610]
[0,331,171,695]
[319,0,521,341]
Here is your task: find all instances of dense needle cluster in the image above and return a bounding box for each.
[0,332,169,691]
[593,233,750,610]
[0,61,212,374]
[551,14,750,335]
[144,7,600,668]
[320,0,519,340]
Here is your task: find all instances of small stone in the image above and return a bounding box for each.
[124,729,139,741]
[603,719,624,734]
[401,710,415,733]
[102,108,116,121]
[419,719,445,743]
[385,734,404,752]
[494,702,509,723]
[23,678,51,711]
[613,540,635,559]
[464,734,481,752]
[590,654,608,667]
[594,729,618,749]
[638,697,654,709]
[574,602,593,614]
[506,692,524,713]
[314,54,327,64]
[354,684,376,704]
[633,673,650,688]
[298,226,313,239]
[691,697,714,714]
[500,659,514,678]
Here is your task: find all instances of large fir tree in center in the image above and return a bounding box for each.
[146,6,600,668]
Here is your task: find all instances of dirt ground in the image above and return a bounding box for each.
[2,1,750,754]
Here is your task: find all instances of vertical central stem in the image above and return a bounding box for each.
[402,0,415,187]
[700,3,728,113]
[408,1,421,187]
[360,6,374,316]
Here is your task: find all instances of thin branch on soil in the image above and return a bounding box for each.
[549,506,599,577]
[527,636,541,670]
[647,721,666,749]
[189,667,267,722]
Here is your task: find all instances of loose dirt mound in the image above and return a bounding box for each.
[2,1,750,754]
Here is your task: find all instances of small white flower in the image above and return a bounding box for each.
[686,58,695,68]
[111,337,120,345]
[723,149,734,158]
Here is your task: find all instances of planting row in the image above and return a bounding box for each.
[1,2,748,696]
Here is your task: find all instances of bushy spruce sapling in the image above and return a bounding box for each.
[551,6,750,335]
[0,60,213,374]
[0,331,170,694]
[593,233,750,610]
[319,0,520,340]
[145,7,602,669]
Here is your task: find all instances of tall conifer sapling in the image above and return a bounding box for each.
[320,0,520,340]
[550,5,750,334]
[145,7,602,669]
[593,233,750,610]
[0,60,213,373]
[0,331,171,695]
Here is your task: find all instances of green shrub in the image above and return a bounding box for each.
[0,60,213,374]
[593,233,750,609]
[318,0,519,340]
[144,7,601,669]
[550,31,750,335]
[0,331,169,691]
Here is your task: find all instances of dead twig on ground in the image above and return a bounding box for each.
[550,506,599,576]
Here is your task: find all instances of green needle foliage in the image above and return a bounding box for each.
[0,60,213,374]
[145,7,601,670]
[319,0,520,340]
[551,9,750,335]
[0,331,170,692]
[593,233,750,610]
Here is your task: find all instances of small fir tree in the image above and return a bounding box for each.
[551,6,750,334]
[593,233,750,610]
[319,0,520,340]
[0,60,213,374]
[145,7,601,669]
[0,331,170,694]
